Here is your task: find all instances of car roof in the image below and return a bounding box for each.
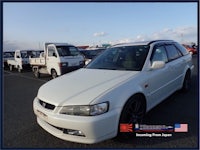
[112,40,175,47]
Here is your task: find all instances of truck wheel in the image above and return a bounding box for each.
[18,66,22,73]
[117,95,146,140]
[9,65,13,71]
[34,69,40,78]
[51,70,57,79]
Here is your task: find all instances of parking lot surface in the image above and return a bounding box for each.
[2,55,199,148]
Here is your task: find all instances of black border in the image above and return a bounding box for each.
[1,0,199,150]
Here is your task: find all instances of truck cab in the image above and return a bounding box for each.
[46,43,85,78]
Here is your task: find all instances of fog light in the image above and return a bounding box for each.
[64,129,85,137]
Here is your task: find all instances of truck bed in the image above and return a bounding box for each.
[29,57,45,66]
[7,59,16,65]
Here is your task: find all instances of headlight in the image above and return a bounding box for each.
[79,61,85,65]
[59,102,109,116]
[85,59,91,65]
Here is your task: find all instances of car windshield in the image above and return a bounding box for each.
[86,45,149,71]
[57,46,80,57]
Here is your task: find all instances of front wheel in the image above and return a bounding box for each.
[117,95,146,140]
[51,69,57,79]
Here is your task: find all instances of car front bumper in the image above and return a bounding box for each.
[33,97,120,144]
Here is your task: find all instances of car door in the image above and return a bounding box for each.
[47,45,59,74]
[164,44,185,89]
[146,45,173,109]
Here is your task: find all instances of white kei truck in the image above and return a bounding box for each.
[7,49,34,72]
[3,50,15,68]
[29,43,85,78]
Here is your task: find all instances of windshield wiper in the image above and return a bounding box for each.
[96,67,117,70]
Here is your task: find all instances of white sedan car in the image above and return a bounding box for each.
[33,40,194,144]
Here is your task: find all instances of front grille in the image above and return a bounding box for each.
[39,100,55,110]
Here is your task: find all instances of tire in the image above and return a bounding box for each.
[34,68,40,78]
[181,71,191,92]
[9,65,13,71]
[117,95,146,140]
[51,69,57,79]
[18,66,22,73]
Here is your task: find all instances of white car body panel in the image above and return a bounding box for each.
[38,69,138,106]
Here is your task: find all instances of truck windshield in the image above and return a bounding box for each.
[86,45,149,71]
[21,51,34,58]
[4,52,14,58]
[57,46,80,57]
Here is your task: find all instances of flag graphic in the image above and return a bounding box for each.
[120,124,133,132]
[174,124,188,132]
[134,123,139,131]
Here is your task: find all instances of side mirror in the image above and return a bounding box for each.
[150,61,165,70]
[40,52,44,58]
[53,52,57,57]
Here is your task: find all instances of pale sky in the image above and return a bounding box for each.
[3,2,198,50]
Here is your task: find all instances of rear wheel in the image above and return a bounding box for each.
[51,69,57,79]
[18,66,22,73]
[9,65,13,71]
[117,95,146,140]
[34,68,40,78]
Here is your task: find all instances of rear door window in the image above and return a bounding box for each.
[165,44,182,61]
[174,43,189,55]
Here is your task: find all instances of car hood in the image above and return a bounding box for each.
[37,68,138,106]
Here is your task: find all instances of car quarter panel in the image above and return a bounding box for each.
[38,69,138,106]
